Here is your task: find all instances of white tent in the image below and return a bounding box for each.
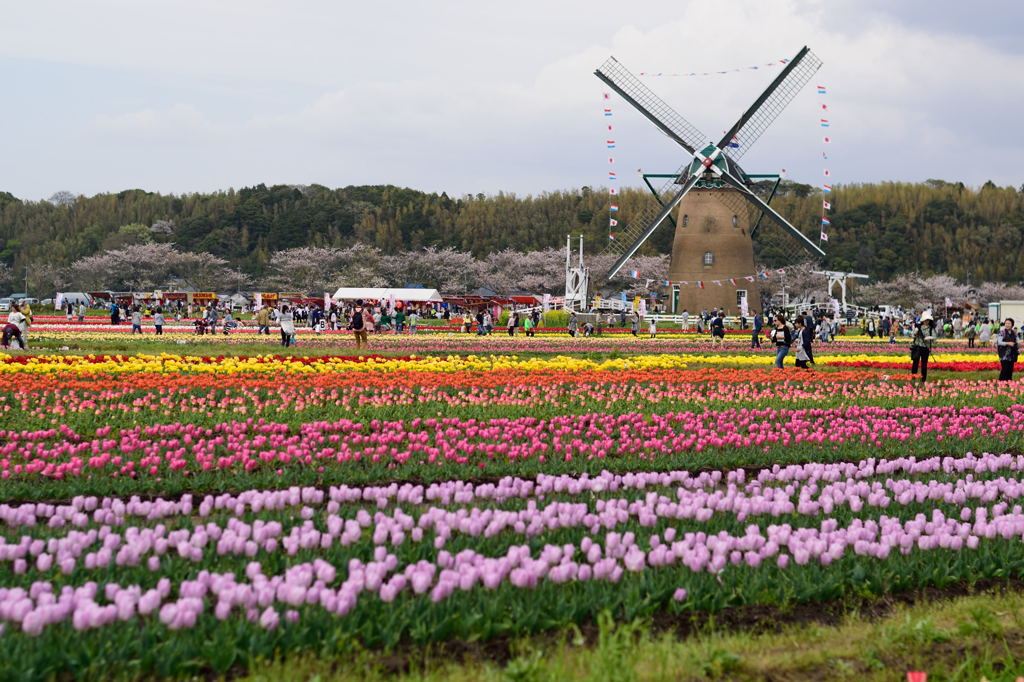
[331,287,443,303]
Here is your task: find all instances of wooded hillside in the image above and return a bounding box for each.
[1,179,1021,285]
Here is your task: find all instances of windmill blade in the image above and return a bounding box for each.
[718,169,825,257]
[716,46,822,160]
[595,57,708,156]
[606,173,702,280]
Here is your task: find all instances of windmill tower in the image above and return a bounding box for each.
[595,46,826,314]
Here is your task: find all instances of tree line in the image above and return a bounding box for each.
[1,178,1022,293]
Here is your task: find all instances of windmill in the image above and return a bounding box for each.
[595,46,825,315]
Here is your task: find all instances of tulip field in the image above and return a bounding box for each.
[2,331,1024,679]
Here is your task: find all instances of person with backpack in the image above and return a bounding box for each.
[350,299,368,349]
[769,314,792,369]
[997,318,1019,381]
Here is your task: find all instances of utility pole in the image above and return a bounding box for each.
[24,265,28,297]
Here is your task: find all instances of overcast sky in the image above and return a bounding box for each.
[1,0,1022,201]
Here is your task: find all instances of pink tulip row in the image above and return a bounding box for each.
[2,451,1023,637]
[3,403,1024,480]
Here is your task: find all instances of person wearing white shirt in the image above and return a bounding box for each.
[278,305,296,348]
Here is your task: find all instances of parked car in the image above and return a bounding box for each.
[41,298,53,306]
[0,298,10,312]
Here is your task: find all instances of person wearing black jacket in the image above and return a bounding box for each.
[997,318,1019,381]
[769,314,792,369]
[910,312,938,384]
[802,311,816,364]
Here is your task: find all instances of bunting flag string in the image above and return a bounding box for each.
[624,268,787,288]
[602,92,619,241]
[818,84,832,242]
[638,57,791,78]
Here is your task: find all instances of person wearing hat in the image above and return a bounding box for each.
[910,311,938,384]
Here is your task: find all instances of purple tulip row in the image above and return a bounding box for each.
[2,451,1023,638]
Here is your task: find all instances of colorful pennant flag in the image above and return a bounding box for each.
[822,184,832,193]
[822,216,831,225]
[817,85,827,94]
[609,204,619,212]
[820,119,830,127]
[629,269,639,278]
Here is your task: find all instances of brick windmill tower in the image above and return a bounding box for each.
[595,46,826,314]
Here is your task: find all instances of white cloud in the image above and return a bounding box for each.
[3,0,1023,198]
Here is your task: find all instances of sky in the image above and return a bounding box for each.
[1,0,1022,201]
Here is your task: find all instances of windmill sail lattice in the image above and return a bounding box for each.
[595,46,825,283]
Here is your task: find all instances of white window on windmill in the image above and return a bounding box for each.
[732,215,739,227]
[703,251,714,266]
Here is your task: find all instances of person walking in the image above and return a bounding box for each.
[350,300,368,349]
[630,311,640,337]
[769,314,792,369]
[568,312,578,337]
[965,321,977,348]
[910,312,938,384]
[408,310,419,334]
[997,318,1019,381]
[751,312,763,348]
[794,318,812,369]
[222,309,233,335]
[681,309,690,332]
[483,310,492,336]
[507,311,517,337]
[131,307,143,335]
[256,306,271,335]
[77,302,86,323]
[153,308,165,336]
[523,314,534,337]
[278,305,295,348]
[595,312,604,336]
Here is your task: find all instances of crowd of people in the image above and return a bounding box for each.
[4,297,1023,383]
